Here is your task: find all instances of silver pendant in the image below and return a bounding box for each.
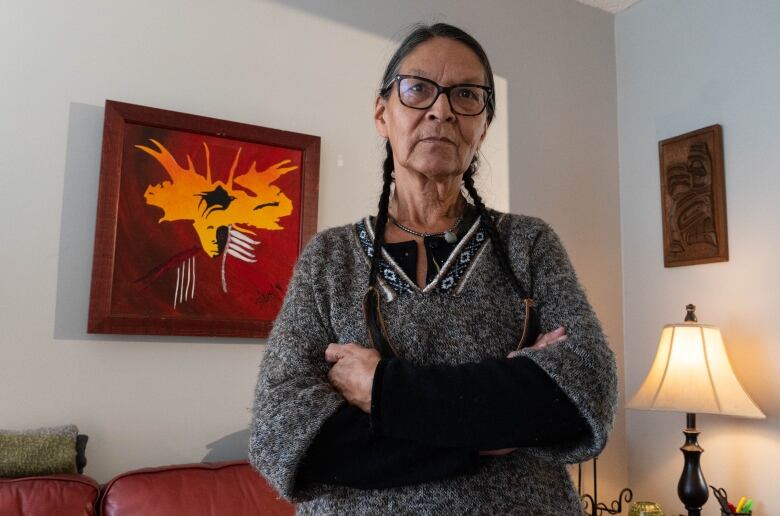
[444,230,458,244]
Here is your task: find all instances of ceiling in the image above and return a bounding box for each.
[573,0,642,14]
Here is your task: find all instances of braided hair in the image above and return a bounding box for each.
[365,23,532,357]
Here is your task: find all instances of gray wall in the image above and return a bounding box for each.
[617,1,780,514]
[0,0,625,493]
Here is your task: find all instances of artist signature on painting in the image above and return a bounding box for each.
[255,289,279,304]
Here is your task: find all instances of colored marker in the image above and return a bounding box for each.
[742,499,754,513]
[735,497,747,513]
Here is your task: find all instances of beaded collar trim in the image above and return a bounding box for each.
[354,211,504,300]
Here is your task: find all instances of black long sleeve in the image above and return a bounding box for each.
[296,402,478,489]
[297,356,588,489]
[370,356,590,450]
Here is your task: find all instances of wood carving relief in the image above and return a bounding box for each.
[659,125,728,267]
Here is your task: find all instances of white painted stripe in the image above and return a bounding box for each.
[178,265,185,304]
[174,266,180,309]
[190,256,196,299]
[227,242,255,259]
[183,258,191,302]
[230,238,255,252]
[221,249,228,293]
[230,229,260,245]
[228,248,257,263]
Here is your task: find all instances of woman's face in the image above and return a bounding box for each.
[375,37,490,181]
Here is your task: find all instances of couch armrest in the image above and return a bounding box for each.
[100,460,294,516]
[0,474,100,516]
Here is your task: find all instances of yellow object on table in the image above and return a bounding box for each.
[628,501,665,516]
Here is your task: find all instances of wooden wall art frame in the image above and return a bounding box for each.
[658,124,728,267]
[88,100,320,337]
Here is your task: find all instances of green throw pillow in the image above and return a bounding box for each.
[0,425,78,478]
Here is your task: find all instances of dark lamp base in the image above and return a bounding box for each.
[678,413,709,516]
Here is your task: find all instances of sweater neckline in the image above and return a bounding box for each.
[354,210,502,300]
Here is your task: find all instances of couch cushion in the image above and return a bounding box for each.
[100,460,293,516]
[0,474,100,516]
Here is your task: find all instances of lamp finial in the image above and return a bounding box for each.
[684,304,697,323]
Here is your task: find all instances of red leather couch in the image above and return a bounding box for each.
[0,474,100,516]
[0,460,294,516]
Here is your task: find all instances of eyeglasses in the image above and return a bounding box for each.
[385,74,493,116]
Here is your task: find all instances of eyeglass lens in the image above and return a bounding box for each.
[398,77,487,115]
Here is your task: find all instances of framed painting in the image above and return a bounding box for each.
[88,100,320,337]
[659,124,728,267]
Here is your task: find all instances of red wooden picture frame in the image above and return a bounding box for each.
[88,100,320,337]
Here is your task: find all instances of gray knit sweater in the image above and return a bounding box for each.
[250,211,618,515]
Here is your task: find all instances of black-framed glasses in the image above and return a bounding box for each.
[386,74,493,116]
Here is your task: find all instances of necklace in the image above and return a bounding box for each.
[389,216,462,244]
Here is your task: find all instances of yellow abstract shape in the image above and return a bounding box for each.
[137,139,297,257]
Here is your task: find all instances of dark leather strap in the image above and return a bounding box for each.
[517,299,539,350]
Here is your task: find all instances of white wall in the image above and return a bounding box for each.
[0,0,624,491]
[0,0,397,483]
[617,1,780,514]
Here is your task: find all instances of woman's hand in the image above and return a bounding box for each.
[480,327,568,457]
[325,343,381,413]
[507,326,567,358]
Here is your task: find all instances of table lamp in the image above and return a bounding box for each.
[627,304,765,516]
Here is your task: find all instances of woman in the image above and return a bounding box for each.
[250,23,617,515]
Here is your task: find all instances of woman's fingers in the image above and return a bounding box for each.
[324,344,381,413]
[325,342,361,363]
[506,327,568,358]
[324,344,343,363]
[535,326,566,343]
[532,326,567,349]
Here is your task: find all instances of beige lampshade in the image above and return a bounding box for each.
[627,323,765,418]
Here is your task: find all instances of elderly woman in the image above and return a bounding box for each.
[250,23,617,515]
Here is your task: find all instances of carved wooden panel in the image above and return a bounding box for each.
[659,125,728,267]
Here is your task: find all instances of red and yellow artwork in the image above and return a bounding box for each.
[111,123,303,325]
[88,101,320,337]
[89,101,319,337]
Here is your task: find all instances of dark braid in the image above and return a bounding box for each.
[463,168,538,348]
[462,168,527,300]
[362,141,396,357]
[368,141,395,286]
